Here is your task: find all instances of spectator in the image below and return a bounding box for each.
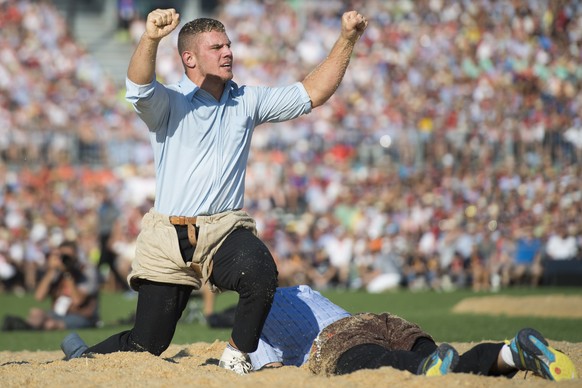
[2,240,100,331]
[506,226,544,287]
[468,245,490,292]
[0,243,21,294]
[306,246,339,291]
[96,188,127,291]
[488,231,514,291]
[401,251,425,291]
[448,251,469,290]
[545,223,579,261]
[359,238,404,293]
[323,227,354,288]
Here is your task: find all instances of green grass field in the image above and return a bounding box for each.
[1,287,581,352]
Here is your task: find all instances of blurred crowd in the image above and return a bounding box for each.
[1,0,581,304]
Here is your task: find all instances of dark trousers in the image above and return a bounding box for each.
[88,227,278,356]
[335,337,507,377]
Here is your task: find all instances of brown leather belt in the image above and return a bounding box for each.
[169,216,198,246]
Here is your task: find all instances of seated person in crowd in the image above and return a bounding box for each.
[507,226,544,286]
[545,223,579,261]
[3,240,100,331]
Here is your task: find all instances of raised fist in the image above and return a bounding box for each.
[341,11,368,42]
[145,8,180,40]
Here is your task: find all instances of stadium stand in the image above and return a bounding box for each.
[0,0,581,296]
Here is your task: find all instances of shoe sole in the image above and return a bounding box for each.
[424,344,459,377]
[516,328,578,381]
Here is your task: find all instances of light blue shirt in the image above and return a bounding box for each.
[248,285,351,370]
[125,75,312,216]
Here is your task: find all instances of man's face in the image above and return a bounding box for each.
[193,31,233,82]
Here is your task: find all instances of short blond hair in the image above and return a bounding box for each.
[177,18,226,55]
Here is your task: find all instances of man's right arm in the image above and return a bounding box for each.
[127,36,162,85]
[127,8,180,85]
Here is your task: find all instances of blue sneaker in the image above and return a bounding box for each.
[417,343,459,376]
[61,332,89,361]
[508,328,578,381]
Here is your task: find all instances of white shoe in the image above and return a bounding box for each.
[219,345,253,375]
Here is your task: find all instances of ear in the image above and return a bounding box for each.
[182,51,196,69]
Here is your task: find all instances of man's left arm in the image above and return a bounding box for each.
[301,10,368,108]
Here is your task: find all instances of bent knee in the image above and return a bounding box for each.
[243,260,278,286]
[129,335,171,356]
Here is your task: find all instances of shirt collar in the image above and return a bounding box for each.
[178,75,236,102]
[178,74,200,100]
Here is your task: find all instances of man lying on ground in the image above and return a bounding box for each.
[62,285,578,381]
[248,285,578,381]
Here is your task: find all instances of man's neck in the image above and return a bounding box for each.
[190,74,226,101]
